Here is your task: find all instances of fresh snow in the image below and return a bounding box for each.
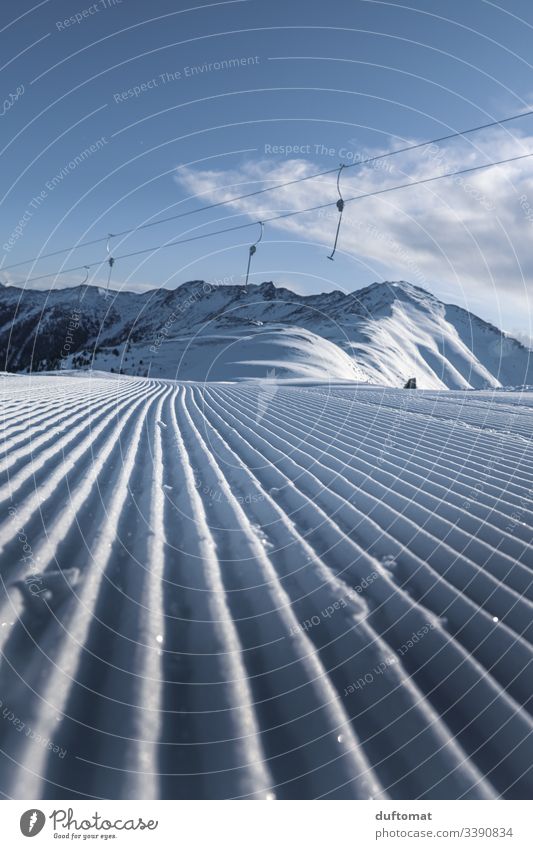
[0,372,532,799]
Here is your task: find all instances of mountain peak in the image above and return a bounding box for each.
[258,281,277,299]
[357,280,436,300]
[175,279,205,291]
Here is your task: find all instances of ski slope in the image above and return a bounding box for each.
[0,372,532,800]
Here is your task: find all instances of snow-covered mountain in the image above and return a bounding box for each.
[1,279,531,388]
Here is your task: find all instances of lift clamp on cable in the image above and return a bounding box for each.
[244,221,264,287]
[328,164,346,261]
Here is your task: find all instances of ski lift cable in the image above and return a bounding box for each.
[4,105,533,273]
[16,148,533,285]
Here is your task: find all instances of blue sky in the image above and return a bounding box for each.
[2,0,533,336]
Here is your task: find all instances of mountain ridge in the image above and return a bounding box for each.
[0,279,531,388]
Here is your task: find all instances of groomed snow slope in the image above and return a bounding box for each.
[0,373,532,800]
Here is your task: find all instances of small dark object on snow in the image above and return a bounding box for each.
[404,377,417,389]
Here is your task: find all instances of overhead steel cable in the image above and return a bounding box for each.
[16,148,533,286]
[3,105,533,273]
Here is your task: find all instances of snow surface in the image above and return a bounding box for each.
[0,372,532,800]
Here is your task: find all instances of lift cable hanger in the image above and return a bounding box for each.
[105,234,115,294]
[4,105,533,274]
[15,148,533,286]
[77,265,91,304]
[244,221,264,287]
[327,163,346,260]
